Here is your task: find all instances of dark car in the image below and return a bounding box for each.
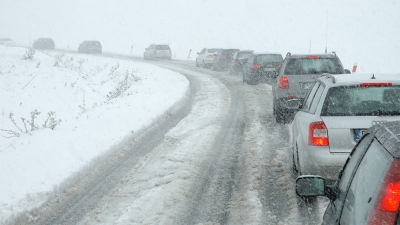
[242,53,283,85]
[212,48,240,71]
[0,38,16,47]
[78,41,102,54]
[229,50,254,75]
[296,120,400,224]
[33,38,55,49]
[272,52,350,122]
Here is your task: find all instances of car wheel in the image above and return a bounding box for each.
[202,60,206,68]
[196,61,199,67]
[292,144,299,174]
[275,106,287,124]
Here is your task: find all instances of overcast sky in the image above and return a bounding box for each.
[1,0,399,72]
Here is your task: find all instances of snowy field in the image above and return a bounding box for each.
[0,46,189,223]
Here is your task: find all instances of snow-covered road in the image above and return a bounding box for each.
[3,49,328,224]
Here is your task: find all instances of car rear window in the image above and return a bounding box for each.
[321,86,400,116]
[208,49,220,53]
[284,58,343,75]
[255,54,283,63]
[237,52,253,59]
[155,45,170,50]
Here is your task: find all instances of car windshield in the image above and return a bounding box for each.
[155,45,170,50]
[284,58,343,75]
[256,54,283,63]
[321,86,400,116]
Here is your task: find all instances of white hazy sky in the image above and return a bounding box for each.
[1,0,399,70]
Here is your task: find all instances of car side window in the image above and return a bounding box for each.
[200,48,206,54]
[340,140,392,225]
[309,83,325,113]
[301,82,320,112]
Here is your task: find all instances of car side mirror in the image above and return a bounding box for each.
[344,69,351,74]
[296,176,326,197]
[285,98,303,110]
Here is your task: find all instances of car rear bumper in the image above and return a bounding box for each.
[301,146,349,180]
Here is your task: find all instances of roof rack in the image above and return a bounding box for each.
[286,52,291,57]
[322,73,336,83]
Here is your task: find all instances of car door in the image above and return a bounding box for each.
[292,82,325,166]
[321,134,374,224]
[339,140,392,225]
[197,48,206,65]
[244,55,255,80]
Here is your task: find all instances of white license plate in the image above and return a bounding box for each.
[300,82,314,89]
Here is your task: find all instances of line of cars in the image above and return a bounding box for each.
[1,37,102,54]
[272,52,400,223]
[196,48,284,85]
[196,46,400,223]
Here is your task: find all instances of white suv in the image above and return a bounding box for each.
[290,74,400,180]
[144,44,172,60]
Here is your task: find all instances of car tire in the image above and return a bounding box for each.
[202,60,206,68]
[292,144,300,174]
[196,61,199,67]
[275,106,287,124]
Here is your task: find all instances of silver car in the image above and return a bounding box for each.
[273,52,350,123]
[290,74,400,180]
[195,48,221,68]
[144,44,172,60]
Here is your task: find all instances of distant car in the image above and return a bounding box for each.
[212,49,240,71]
[296,120,400,225]
[196,48,221,68]
[273,52,350,123]
[78,41,102,54]
[242,53,283,85]
[0,38,16,47]
[290,74,400,180]
[229,50,254,75]
[33,38,55,50]
[143,44,172,60]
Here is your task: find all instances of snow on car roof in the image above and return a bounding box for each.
[323,74,400,85]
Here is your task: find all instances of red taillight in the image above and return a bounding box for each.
[307,55,320,59]
[207,54,213,58]
[278,76,289,89]
[360,82,392,87]
[250,64,261,69]
[234,61,239,65]
[278,63,282,68]
[368,160,400,224]
[308,121,329,146]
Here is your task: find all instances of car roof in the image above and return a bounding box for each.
[366,121,400,158]
[319,74,400,86]
[253,52,282,55]
[287,53,338,58]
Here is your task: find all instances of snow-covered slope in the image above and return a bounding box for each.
[0,46,189,223]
